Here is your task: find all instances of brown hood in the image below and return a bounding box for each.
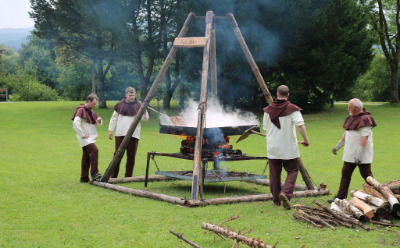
[263,99,302,129]
[343,110,377,130]
[71,104,99,124]
[114,98,141,116]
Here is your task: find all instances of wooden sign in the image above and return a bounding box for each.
[173,37,208,48]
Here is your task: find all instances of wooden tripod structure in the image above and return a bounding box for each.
[98,11,319,202]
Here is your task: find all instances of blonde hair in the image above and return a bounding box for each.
[86,93,99,102]
[125,87,136,95]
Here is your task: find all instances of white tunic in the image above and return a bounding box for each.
[108,110,149,139]
[73,116,99,147]
[263,111,305,160]
[342,126,373,164]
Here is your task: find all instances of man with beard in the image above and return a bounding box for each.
[108,87,149,178]
[329,98,376,202]
[72,93,103,183]
[263,85,310,209]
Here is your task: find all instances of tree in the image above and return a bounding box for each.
[30,0,132,107]
[364,0,400,103]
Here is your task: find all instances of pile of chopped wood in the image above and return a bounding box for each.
[293,177,400,230]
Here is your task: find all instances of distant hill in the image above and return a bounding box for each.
[0,28,33,52]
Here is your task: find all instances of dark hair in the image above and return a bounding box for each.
[86,93,99,102]
[125,87,136,95]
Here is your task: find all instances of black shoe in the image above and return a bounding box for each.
[92,173,102,181]
[327,199,334,204]
[279,193,291,210]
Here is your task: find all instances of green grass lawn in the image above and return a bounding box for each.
[0,101,399,248]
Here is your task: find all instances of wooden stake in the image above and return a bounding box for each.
[101,12,196,182]
[201,222,275,248]
[297,159,315,190]
[191,11,214,200]
[169,230,203,248]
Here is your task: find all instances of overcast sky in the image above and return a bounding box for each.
[0,0,34,28]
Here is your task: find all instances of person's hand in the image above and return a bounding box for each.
[332,139,344,155]
[96,117,103,125]
[108,131,113,140]
[82,134,89,139]
[331,147,338,155]
[299,141,309,147]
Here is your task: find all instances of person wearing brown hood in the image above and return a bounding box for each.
[108,87,149,178]
[72,93,103,183]
[263,85,310,209]
[329,98,377,202]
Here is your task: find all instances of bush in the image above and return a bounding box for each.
[0,72,58,101]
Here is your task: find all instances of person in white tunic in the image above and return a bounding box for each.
[108,87,149,178]
[72,93,103,182]
[330,98,376,200]
[263,85,310,209]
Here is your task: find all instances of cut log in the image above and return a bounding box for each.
[169,230,203,248]
[366,176,400,213]
[349,197,374,219]
[330,202,352,218]
[350,190,387,208]
[91,181,187,205]
[363,183,387,201]
[201,222,274,248]
[334,199,366,221]
[384,180,400,193]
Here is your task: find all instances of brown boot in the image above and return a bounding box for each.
[279,193,291,210]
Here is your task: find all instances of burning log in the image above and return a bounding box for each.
[349,197,374,219]
[334,198,366,221]
[201,222,275,248]
[169,230,203,248]
[366,176,400,214]
[350,190,388,209]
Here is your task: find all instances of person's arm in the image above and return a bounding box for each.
[297,125,309,146]
[142,110,149,121]
[108,111,119,140]
[262,112,268,133]
[73,116,88,139]
[331,132,345,155]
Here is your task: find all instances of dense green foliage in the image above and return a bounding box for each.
[1,101,399,247]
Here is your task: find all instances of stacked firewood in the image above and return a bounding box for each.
[293,177,400,230]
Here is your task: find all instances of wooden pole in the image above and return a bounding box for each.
[91,181,187,205]
[191,11,214,200]
[210,24,218,97]
[101,12,196,182]
[108,175,175,184]
[226,13,273,104]
[226,13,315,190]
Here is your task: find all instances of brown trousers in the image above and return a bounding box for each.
[268,158,299,205]
[81,143,99,182]
[336,162,373,199]
[111,136,139,178]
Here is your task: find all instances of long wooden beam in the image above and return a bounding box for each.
[226,13,273,104]
[210,26,218,97]
[191,11,214,200]
[101,12,196,182]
